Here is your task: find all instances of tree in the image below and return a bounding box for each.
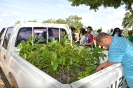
[55,18,67,24]
[68,0,133,11]
[99,27,103,31]
[42,15,84,31]
[43,18,67,24]
[42,18,55,23]
[123,28,128,37]
[65,15,83,30]
[15,21,20,24]
[28,19,37,22]
[122,12,133,28]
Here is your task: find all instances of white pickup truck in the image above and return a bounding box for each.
[0,22,128,88]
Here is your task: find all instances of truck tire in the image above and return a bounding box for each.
[9,73,18,88]
[0,67,11,88]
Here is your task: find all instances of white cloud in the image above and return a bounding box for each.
[0,19,2,23]
[79,13,95,26]
[101,8,126,32]
[107,9,125,22]
[108,14,113,20]
[112,9,126,19]
[0,9,19,30]
[1,13,11,17]
[0,0,128,33]
[56,4,64,8]
[102,20,123,32]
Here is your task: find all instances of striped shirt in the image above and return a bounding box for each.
[108,36,133,88]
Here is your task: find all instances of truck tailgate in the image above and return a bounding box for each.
[70,63,127,88]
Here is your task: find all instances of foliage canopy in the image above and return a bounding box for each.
[122,11,133,28]
[68,0,133,11]
[42,15,84,30]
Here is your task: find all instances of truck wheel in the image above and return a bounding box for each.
[11,86,16,88]
[9,73,19,88]
[0,68,11,88]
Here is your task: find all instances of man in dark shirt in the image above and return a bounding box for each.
[71,27,77,42]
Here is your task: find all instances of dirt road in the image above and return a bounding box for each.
[0,76,5,88]
[0,68,11,88]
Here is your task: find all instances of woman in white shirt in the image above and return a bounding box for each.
[80,31,88,45]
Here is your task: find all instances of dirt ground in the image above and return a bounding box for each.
[0,68,11,88]
[0,76,6,88]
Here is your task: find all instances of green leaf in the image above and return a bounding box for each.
[62,58,66,65]
[51,51,57,60]
[36,58,40,64]
[75,58,79,63]
[48,43,53,48]
[51,61,54,65]
[69,58,73,65]
[67,66,70,71]
[52,61,58,71]
[18,35,107,83]
[24,53,27,59]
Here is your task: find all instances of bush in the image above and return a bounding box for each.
[18,37,106,84]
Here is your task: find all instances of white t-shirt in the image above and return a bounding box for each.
[95,32,99,37]
[80,35,86,45]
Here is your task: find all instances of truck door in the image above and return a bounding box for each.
[1,27,13,75]
[0,28,6,62]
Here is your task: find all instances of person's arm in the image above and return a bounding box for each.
[82,40,93,46]
[96,61,115,71]
[85,42,94,46]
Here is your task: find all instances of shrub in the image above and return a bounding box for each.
[18,37,106,83]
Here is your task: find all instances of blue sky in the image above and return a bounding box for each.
[0,0,127,32]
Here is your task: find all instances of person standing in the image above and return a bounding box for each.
[108,29,113,35]
[96,32,133,88]
[95,29,102,47]
[120,29,124,37]
[111,27,122,37]
[80,31,88,45]
[95,29,101,37]
[79,28,85,41]
[82,26,94,47]
[126,30,133,43]
[71,27,77,42]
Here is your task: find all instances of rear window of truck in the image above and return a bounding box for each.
[15,27,66,46]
